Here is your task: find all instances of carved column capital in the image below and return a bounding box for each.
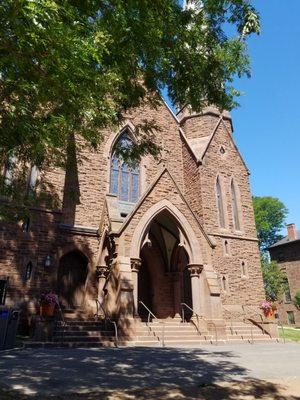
[131,258,142,273]
[96,265,109,280]
[188,264,203,277]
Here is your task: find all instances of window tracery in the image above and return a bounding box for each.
[110,132,140,203]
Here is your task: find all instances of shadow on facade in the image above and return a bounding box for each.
[0,164,96,335]
[0,347,298,399]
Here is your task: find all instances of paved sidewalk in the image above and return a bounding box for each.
[0,343,300,399]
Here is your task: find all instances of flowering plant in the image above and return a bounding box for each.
[259,301,273,312]
[40,292,59,306]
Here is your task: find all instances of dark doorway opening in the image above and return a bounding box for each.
[57,251,88,309]
[182,265,193,321]
[138,255,153,321]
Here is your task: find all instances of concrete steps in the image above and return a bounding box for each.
[52,318,117,347]
[226,322,276,343]
[132,320,213,346]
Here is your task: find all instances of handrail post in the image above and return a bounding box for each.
[281,323,286,344]
[57,301,66,345]
[112,321,118,348]
[139,301,161,346]
[94,298,118,347]
[215,323,218,345]
[181,302,217,345]
[162,322,165,348]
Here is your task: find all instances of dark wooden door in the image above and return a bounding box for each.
[57,251,88,309]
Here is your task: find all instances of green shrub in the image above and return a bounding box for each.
[294,291,300,309]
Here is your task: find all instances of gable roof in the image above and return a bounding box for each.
[200,117,250,174]
[269,231,300,249]
[113,167,215,248]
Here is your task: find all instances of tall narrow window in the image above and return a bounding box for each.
[23,262,33,282]
[283,277,292,303]
[241,261,248,277]
[27,165,39,197]
[224,240,229,256]
[0,277,8,305]
[231,180,241,231]
[216,177,225,228]
[3,155,17,186]
[221,275,228,292]
[109,132,140,203]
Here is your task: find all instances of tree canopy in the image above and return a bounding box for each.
[0,0,260,169]
[253,196,289,302]
[261,254,287,302]
[253,196,288,251]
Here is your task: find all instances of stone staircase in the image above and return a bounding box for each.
[52,319,117,347]
[49,318,278,348]
[132,319,214,347]
[226,321,277,343]
[27,307,278,348]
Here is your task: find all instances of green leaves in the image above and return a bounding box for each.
[294,291,300,310]
[0,0,260,166]
[261,255,287,302]
[253,196,288,251]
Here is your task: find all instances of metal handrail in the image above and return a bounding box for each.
[138,301,165,347]
[222,306,242,336]
[181,303,218,345]
[95,299,118,347]
[279,322,286,344]
[242,305,264,323]
[223,305,254,342]
[241,304,285,343]
[56,301,66,344]
[242,305,274,340]
[138,301,157,324]
[223,305,275,344]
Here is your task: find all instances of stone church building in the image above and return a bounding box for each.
[0,99,271,343]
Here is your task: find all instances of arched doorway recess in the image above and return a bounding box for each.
[57,250,88,309]
[137,210,193,320]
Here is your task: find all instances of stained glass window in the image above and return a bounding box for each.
[109,132,140,203]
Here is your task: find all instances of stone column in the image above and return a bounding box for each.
[172,272,182,319]
[96,265,109,316]
[131,258,142,317]
[188,264,203,316]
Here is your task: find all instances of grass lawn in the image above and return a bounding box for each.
[278,326,300,342]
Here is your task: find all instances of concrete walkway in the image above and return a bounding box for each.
[0,343,300,399]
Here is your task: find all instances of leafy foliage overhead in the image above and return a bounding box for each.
[253,196,288,251]
[0,0,260,168]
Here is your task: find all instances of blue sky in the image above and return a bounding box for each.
[167,1,300,232]
[232,0,300,231]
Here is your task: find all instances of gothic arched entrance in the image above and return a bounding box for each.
[57,250,88,309]
[137,210,192,319]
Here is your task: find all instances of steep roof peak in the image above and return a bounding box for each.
[176,105,231,124]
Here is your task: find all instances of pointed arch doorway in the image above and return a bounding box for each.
[136,210,193,320]
[57,250,88,309]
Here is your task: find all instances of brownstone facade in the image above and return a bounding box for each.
[269,224,300,326]
[0,101,266,336]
